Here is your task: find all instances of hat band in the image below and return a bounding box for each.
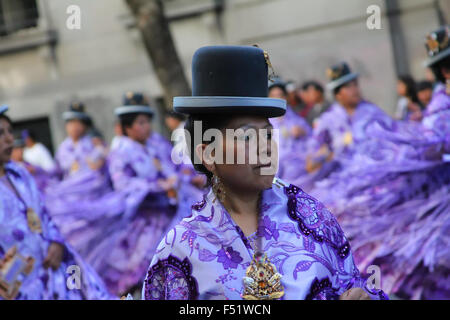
[174,96,286,108]
[115,105,154,116]
[0,105,9,115]
[326,73,359,91]
[63,111,90,121]
[424,47,450,67]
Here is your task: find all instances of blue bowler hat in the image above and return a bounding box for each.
[173,45,286,117]
[115,92,155,117]
[0,105,8,115]
[63,102,91,122]
[326,62,359,92]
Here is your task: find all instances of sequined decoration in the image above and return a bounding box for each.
[71,160,79,173]
[252,44,276,81]
[242,252,284,300]
[343,131,353,146]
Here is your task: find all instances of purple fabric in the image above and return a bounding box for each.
[308,86,450,299]
[0,161,113,300]
[270,106,312,181]
[80,135,178,295]
[142,178,387,300]
[292,100,393,192]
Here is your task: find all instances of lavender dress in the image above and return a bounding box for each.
[84,136,178,295]
[0,161,113,300]
[45,135,111,209]
[142,178,388,300]
[270,106,312,182]
[43,135,120,260]
[310,83,450,299]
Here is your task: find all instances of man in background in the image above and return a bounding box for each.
[23,129,56,172]
[300,81,331,128]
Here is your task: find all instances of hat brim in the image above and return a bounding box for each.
[173,97,286,117]
[63,111,91,121]
[326,73,359,92]
[0,105,9,115]
[115,105,154,117]
[424,47,450,67]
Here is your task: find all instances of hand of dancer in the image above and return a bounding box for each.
[43,242,65,271]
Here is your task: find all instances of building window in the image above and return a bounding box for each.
[0,0,39,37]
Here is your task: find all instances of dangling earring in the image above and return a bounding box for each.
[212,174,226,203]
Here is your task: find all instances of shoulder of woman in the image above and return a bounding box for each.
[283,183,349,252]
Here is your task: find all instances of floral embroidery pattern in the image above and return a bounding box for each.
[144,255,199,300]
[217,247,243,270]
[285,184,350,259]
[305,277,340,300]
[257,216,280,241]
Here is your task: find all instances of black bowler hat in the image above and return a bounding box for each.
[115,92,154,117]
[326,62,359,92]
[63,102,91,122]
[0,105,8,115]
[173,46,286,117]
[424,26,450,67]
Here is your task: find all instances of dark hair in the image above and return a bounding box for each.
[165,111,186,122]
[0,114,12,125]
[398,75,419,104]
[24,129,38,142]
[119,112,152,136]
[431,56,450,83]
[302,81,324,94]
[87,127,104,140]
[184,114,236,185]
[268,83,287,96]
[416,80,433,92]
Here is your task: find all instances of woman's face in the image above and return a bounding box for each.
[268,87,287,100]
[397,80,407,97]
[200,116,277,194]
[0,118,14,166]
[65,119,87,141]
[11,146,24,162]
[126,114,152,144]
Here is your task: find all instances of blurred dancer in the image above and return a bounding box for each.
[416,80,434,107]
[300,62,392,191]
[310,26,450,299]
[86,92,178,295]
[166,110,206,227]
[300,81,331,127]
[45,102,111,226]
[268,79,312,182]
[395,75,423,121]
[22,130,55,172]
[0,105,113,300]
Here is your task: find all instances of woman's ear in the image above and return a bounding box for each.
[195,143,216,175]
